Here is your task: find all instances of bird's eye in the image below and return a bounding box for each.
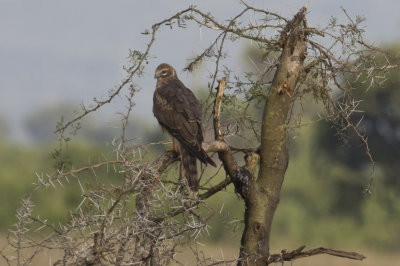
[161,70,168,76]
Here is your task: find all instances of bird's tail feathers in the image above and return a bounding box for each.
[204,154,216,167]
[180,148,199,192]
[182,142,217,167]
[198,150,216,167]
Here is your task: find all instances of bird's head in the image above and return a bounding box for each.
[154,63,177,80]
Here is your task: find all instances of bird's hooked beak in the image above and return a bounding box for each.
[154,71,160,79]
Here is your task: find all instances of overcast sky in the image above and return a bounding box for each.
[1,0,399,142]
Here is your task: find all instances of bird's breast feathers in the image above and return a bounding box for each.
[154,91,174,111]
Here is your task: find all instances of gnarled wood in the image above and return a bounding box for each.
[239,7,308,265]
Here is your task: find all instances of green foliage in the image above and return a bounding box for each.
[271,114,400,252]
[0,140,120,230]
[0,142,44,229]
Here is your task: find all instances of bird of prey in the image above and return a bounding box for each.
[153,63,216,192]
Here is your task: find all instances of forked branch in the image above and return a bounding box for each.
[268,245,365,264]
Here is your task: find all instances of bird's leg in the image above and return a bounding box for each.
[166,138,179,153]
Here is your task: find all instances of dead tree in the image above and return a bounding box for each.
[3,3,399,266]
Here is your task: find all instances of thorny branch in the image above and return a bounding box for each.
[54,7,194,135]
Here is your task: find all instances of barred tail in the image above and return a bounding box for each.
[203,152,216,167]
[197,149,216,167]
[180,148,199,192]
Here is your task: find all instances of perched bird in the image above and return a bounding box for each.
[153,63,216,192]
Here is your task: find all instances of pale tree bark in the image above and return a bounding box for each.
[239,7,307,265]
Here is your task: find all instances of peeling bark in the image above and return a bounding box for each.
[239,7,308,265]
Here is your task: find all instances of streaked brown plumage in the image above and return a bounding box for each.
[153,63,216,192]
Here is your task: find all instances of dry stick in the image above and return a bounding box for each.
[268,246,365,263]
[55,160,122,179]
[209,78,260,197]
[213,78,226,141]
[199,177,231,200]
[212,78,239,181]
[384,64,400,69]
[189,6,281,44]
[342,114,375,193]
[153,177,231,222]
[183,31,225,72]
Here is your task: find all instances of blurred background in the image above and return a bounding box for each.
[1,0,399,265]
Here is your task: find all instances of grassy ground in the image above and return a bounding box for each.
[1,237,398,266]
[176,244,400,266]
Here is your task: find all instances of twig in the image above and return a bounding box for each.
[199,177,232,200]
[213,78,225,141]
[56,160,122,179]
[212,78,239,179]
[268,245,366,263]
[54,8,194,135]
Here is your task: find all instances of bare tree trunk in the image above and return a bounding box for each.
[239,7,307,265]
